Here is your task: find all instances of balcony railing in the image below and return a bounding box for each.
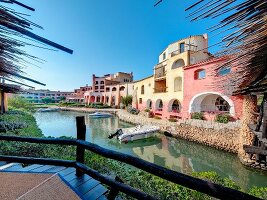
[154,87,167,93]
[154,71,166,79]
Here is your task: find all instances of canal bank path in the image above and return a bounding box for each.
[59,107,242,154]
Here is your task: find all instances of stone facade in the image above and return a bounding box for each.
[117,110,240,153]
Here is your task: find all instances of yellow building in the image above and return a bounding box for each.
[133,34,210,119]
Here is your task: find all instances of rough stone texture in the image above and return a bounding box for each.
[117,110,240,153]
[238,95,257,160]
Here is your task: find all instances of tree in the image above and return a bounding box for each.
[41,97,52,104]
[122,95,132,107]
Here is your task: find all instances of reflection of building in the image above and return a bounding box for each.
[132,34,246,120]
[84,72,134,106]
[132,137,194,172]
[18,89,72,103]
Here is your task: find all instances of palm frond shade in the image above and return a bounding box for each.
[186,0,267,94]
[0,1,73,90]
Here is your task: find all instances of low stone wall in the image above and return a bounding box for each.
[117,110,240,153]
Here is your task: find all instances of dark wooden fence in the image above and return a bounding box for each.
[0,116,261,200]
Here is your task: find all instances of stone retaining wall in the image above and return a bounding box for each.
[117,110,240,153]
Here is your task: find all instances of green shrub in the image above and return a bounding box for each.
[215,114,231,123]
[144,108,150,112]
[168,118,177,122]
[191,112,204,120]
[122,95,132,107]
[154,116,161,120]
[8,96,33,111]
[249,187,267,199]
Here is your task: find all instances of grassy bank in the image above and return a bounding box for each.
[0,108,266,199]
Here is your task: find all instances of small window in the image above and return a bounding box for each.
[100,81,104,84]
[141,85,145,94]
[180,43,185,53]
[139,98,142,104]
[95,81,98,84]
[195,69,206,80]
[218,67,231,76]
[163,52,166,60]
[95,86,98,90]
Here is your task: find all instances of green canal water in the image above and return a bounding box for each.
[34,111,267,191]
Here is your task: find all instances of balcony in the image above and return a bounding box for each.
[154,87,167,93]
[154,64,166,79]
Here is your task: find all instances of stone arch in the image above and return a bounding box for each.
[168,99,181,112]
[147,99,152,109]
[155,99,163,111]
[189,92,235,116]
[172,59,185,69]
[96,96,101,102]
[174,77,182,92]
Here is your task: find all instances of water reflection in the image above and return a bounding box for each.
[34,111,267,190]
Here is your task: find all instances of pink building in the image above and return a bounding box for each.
[182,57,244,120]
[84,72,134,106]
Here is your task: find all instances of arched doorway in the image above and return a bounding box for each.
[189,92,234,115]
[96,96,101,103]
[168,99,181,113]
[147,99,152,109]
[106,96,109,104]
[90,96,95,103]
[155,99,163,111]
[111,96,115,106]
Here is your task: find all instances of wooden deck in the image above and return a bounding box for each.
[1,163,108,200]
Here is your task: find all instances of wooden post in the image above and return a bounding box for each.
[262,93,267,139]
[107,176,124,200]
[76,116,86,176]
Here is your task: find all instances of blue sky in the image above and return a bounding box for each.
[12,0,223,91]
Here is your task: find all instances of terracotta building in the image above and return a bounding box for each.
[132,34,245,120]
[84,72,134,106]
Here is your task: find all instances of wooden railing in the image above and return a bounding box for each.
[0,116,261,200]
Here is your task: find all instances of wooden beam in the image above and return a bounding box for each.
[1,21,73,54]
[262,93,267,139]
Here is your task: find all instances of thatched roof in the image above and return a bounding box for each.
[0,1,73,90]
[185,0,267,94]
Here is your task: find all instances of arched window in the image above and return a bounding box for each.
[172,59,185,69]
[171,100,180,112]
[156,99,163,111]
[95,81,98,84]
[112,87,117,91]
[147,99,152,109]
[106,87,110,92]
[194,69,206,80]
[119,86,125,91]
[141,85,145,94]
[100,81,104,84]
[174,77,182,92]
